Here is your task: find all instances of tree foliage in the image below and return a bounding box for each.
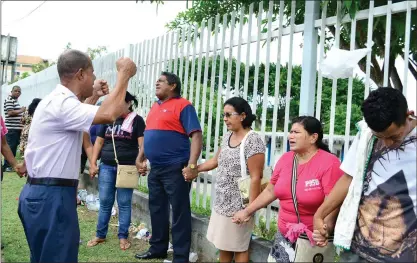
[159,55,364,153]
[156,0,416,91]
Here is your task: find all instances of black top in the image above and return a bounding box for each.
[98,115,145,166]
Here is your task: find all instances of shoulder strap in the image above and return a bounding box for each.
[239,130,253,178]
[291,154,300,223]
[111,122,119,164]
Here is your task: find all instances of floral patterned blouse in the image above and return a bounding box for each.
[19,110,33,157]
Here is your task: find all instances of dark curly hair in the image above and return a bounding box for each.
[361,87,408,132]
[125,91,138,112]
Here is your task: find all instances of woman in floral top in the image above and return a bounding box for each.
[196,97,265,263]
[19,98,41,157]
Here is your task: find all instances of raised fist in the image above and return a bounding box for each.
[116,57,137,78]
[92,79,109,97]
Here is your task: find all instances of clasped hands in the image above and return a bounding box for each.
[182,166,198,182]
[14,162,27,178]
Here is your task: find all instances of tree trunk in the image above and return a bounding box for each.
[390,66,403,92]
[409,60,417,81]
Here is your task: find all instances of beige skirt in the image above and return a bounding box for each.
[206,210,254,252]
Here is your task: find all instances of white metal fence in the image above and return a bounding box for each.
[2,0,415,230]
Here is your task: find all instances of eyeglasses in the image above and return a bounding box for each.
[156,79,168,84]
[222,112,240,118]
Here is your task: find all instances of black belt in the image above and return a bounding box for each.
[27,176,78,187]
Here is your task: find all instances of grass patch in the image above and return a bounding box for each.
[253,216,278,241]
[1,173,172,262]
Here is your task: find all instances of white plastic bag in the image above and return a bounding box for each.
[78,189,88,202]
[320,42,373,79]
[86,194,100,211]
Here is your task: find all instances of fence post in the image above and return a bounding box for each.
[299,0,320,116]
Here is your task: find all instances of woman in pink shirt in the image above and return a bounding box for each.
[232,116,343,262]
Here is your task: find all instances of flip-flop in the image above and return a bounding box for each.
[87,238,106,247]
[119,239,131,250]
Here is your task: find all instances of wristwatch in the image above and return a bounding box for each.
[188,164,197,170]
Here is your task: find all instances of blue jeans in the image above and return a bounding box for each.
[96,163,133,240]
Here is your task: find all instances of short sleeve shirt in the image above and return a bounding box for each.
[25,84,99,180]
[340,127,416,262]
[213,131,266,217]
[3,95,23,130]
[271,150,343,235]
[98,115,146,166]
[144,97,201,166]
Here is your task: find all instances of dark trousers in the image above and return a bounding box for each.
[148,163,192,263]
[3,129,21,169]
[18,183,80,263]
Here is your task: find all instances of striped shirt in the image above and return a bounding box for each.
[4,96,23,130]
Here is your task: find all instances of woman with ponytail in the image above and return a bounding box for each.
[196,97,265,263]
[233,116,343,262]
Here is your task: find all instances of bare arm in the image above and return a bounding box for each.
[197,148,220,173]
[315,174,352,221]
[82,132,94,164]
[1,136,18,168]
[247,153,265,204]
[7,107,25,117]
[188,131,203,165]
[91,137,104,165]
[245,183,276,216]
[92,58,136,124]
[84,94,100,105]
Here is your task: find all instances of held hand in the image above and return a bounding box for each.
[313,214,329,247]
[182,167,198,182]
[136,160,148,176]
[89,164,98,179]
[116,57,137,78]
[231,209,251,225]
[93,79,109,97]
[21,107,27,113]
[14,163,27,178]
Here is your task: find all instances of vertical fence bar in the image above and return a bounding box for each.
[189,24,198,105]
[174,29,180,75]
[364,0,374,99]
[200,17,214,209]
[194,21,206,208]
[225,11,236,100]
[147,38,156,113]
[183,25,193,99]
[402,0,411,96]
[383,0,392,87]
[243,3,254,100]
[344,10,357,158]
[158,35,165,80]
[163,33,169,72]
[271,0,284,167]
[282,0,296,154]
[206,14,220,209]
[328,1,342,153]
[168,31,175,72]
[195,20,206,115]
[214,14,228,159]
[261,1,273,142]
[143,40,151,117]
[179,27,186,82]
[151,37,160,106]
[234,6,245,97]
[251,1,264,124]
[315,2,328,120]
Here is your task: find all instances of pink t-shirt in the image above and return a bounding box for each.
[270,149,343,236]
[1,116,7,137]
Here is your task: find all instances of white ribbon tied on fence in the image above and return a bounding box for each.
[320,42,374,79]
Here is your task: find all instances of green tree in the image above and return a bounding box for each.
[86,46,108,60]
[152,0,416,92]
[9,72,30,84]
[32,60,54,73]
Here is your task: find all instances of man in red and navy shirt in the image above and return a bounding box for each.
[135,72,202,262]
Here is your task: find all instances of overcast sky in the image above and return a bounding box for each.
[1,1,415,109]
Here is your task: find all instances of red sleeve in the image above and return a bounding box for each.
[270,152,292,185]
[321,157,344,195]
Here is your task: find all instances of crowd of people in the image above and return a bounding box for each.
[1,48,415,263]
